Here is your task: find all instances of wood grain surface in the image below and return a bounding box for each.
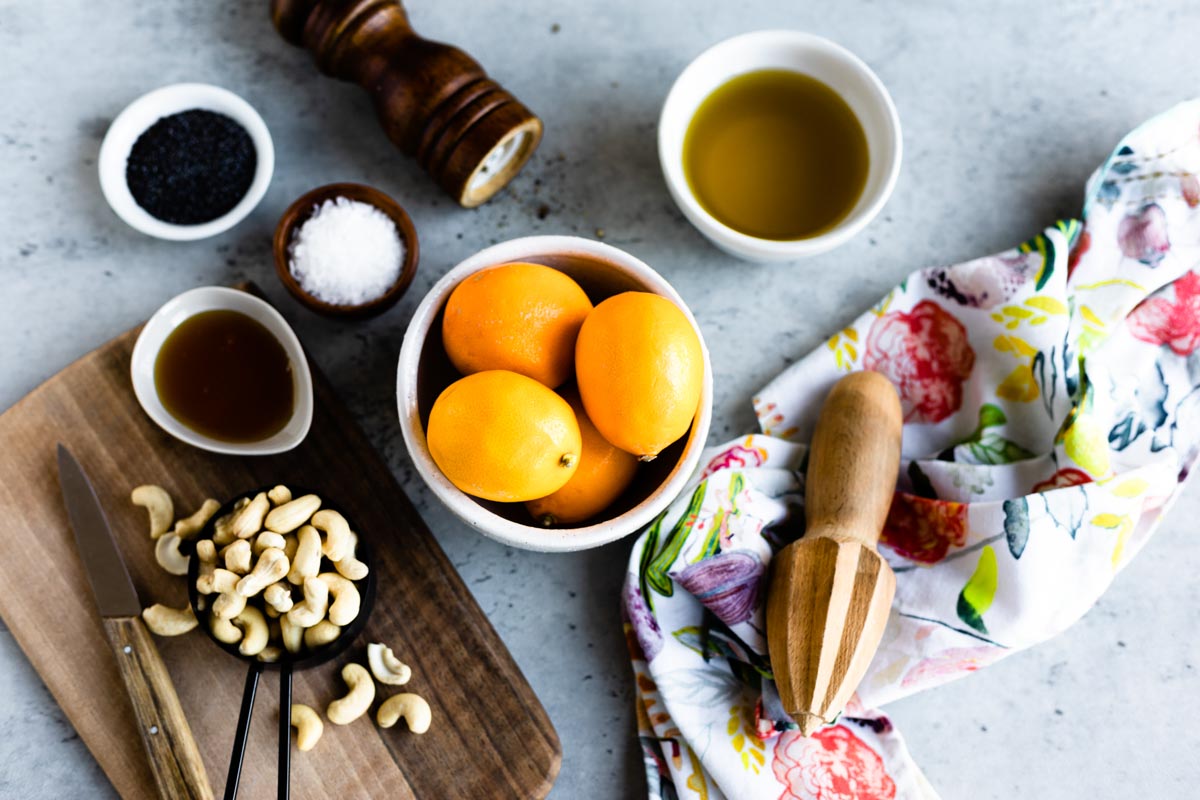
[0,291,560,798]
[765,371,902,735]
[101,616,213,800]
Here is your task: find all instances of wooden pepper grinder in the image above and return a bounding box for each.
[271,0,544,208]
[766,371,902,736]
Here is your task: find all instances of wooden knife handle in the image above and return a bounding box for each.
[102,617,213,800]
[804,371,902,547]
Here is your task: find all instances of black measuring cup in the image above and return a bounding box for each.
[187,488,376,800]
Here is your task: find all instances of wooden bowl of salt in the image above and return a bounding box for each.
[273,182,420,319]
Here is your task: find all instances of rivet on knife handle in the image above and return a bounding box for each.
[765,371,903,736]
[104,616,214,800]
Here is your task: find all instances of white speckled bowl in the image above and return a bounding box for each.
[397,236,713,553]
[98,83,274,241]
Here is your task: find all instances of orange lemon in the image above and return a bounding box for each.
[526,388,640,526]
[441,262,593,388]
[575,292,704,459]
[426,370,582,502]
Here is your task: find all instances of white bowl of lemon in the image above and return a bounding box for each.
[396,235,713,553]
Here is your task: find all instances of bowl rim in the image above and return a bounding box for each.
[98,82,275,241]
[396,235,713,553]
[130,286,314,455]
[273,182,421,319]
[657,29,902,261]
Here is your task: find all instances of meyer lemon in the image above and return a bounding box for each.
[575,292,704,459]
[426,370,582,502]
[525,388,640,525]
[441,262,593,388]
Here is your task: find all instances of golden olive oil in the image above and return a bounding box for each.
[683,69,869,240]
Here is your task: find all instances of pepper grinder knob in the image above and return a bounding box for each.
[271,0,543,208]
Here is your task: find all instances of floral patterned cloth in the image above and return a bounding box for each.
[624,100,1200,800]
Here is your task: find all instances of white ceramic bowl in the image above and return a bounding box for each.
[131,287,313,455]
[99,83,274,241]
[397,236,713,553]
[659,30,902,262]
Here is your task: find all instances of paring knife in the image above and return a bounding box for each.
[57,445,213,800]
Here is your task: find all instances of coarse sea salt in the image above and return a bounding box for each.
[288,197,405,306]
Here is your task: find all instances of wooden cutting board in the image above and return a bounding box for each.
[0,290,560,799]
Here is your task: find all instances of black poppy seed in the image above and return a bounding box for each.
[125,109,256,225]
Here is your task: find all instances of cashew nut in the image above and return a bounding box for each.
[367,642,412,686]
[223,539,252,574]
[264,604,280,618]
[231,492,269,539]
[141,604,197,636]
[198,567,239,596]
[257,645,283,663]
[263,581,295,614]
[287,525,322,586]
[173,498,220,540]
[213,587,247,620]
[131,485,173,540]
[267,485,293,506]
[195,539,217,589]
[253,531,286,555]
[154,533,190,576]
[212,497,249,546]
[280,614,303,653]
[333,533,369,581]
[376,693,431,734]
[265,494,322,534]
[311,509,352,562]
[291,704,323,751]
[281,533,298,563]
[236,548,290,597]
[318,573,361,626]
[210,613,242,644]
[303,620,342,650]
[285,577,328,628]
[232,606,268,657]
[326,663,375,725]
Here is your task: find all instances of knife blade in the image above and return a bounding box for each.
[57,445,143,618]
[56,444,213,800]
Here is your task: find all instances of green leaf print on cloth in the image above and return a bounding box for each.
[950,404,1036,465]
[956,546,998,634]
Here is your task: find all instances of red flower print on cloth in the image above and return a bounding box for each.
[880,493,968,564]
[1067,229,1091,279]
[1031,467,1093,493]
[772,726,896,800]
[863,300,975,424]
[1126,271,1200,356]
[899,645,1005,690]
[700,441,767,479]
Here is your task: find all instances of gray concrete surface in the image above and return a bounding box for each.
[2,0,1199,797]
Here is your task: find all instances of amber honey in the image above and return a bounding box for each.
[154,309,294,443]
[682,69,869,240]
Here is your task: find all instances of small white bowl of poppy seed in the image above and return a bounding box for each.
[99,83,274,241]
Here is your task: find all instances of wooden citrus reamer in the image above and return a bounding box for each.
[766,370,902,736]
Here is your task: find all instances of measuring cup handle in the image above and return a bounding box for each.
[224,663,263,800]
[278,664,293,800]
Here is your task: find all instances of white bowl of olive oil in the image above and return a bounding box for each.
[131,286,313,455]
[659,30,902,262]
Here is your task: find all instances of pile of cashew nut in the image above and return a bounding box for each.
[130,484,432,752]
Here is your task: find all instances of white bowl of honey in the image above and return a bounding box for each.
[131,286,314,455]
[659,30,902,262]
